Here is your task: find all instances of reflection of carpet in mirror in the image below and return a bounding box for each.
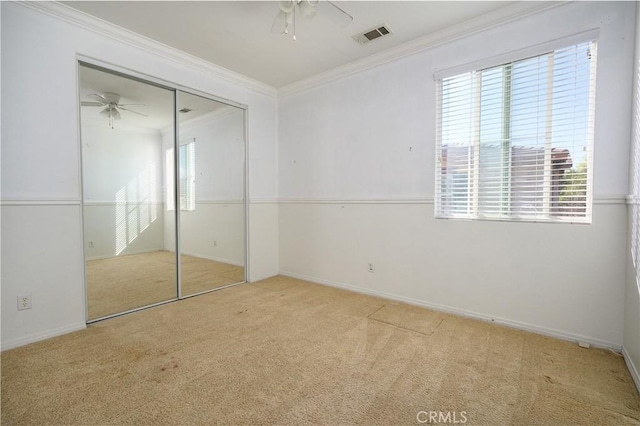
[86,251,244,321]
[180,254,244,296]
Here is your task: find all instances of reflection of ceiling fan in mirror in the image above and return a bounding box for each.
[271,0,353,41]
[81,92,147,129]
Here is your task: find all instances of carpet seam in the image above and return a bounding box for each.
[367,316,444,337]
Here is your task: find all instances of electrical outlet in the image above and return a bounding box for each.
[88,241,94,248]
[17,294,32,311]
[368,263,375,273]
[213,240,217,247]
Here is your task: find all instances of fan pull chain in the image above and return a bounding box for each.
[293,6,297,41]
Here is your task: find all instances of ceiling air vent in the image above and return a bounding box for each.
[353,24,392,45]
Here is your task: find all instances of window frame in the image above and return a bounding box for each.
[165,138,196,212]
[434,35,598,224]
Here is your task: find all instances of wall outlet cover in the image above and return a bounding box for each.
[17,294,32,311]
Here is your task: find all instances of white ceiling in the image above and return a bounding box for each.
[64,1,521,89]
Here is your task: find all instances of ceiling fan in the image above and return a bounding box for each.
[271,0,353,41]
[81,92,147,129]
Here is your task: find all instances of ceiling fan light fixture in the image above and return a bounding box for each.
[82,92,146,130]
[299,1,316,19]
[102,92,121,104]
[271,0,351,41]
[278,0,294,14]
[99,105,121,129]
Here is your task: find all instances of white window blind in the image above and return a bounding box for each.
[165,147,175,211]
[179,141,196,211]
[633,159,640,291]
[631,73,640,287]
[435,41,597,223]
[165,140,195,211]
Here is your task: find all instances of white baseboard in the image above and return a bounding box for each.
[622,346,640,393]
[1,322,86,351]
[91,248,244,273]
[179,250,244,267]
[280,271,622,352]
[249,272,280,283]
[86,248,165,261]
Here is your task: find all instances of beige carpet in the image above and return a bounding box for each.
[2,276,639,425]
[86,251,244,320]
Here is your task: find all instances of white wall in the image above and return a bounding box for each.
[2,0,635,357]
[162,109,245,266]
[625,237,640,391]
[82,122,165,260]
[0,2,279,349]
[624,1,640,392]
[279,1,635,349]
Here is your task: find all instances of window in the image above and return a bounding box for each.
[165,140,195,211]
[435,41,597,223]
[631,63,640,289]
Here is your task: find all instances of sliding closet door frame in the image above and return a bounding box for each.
[175,90,249,299]
[77,55,249,322]
[243,108,249,283]
[77,61,90,323]
[173,91,182,298]
[78,59,180,323]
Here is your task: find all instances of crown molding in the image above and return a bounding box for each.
[13,1,567,99]
[160,106,238,136]
[278,1,567,97]
[14,1,277,98]
[180,106,237,129]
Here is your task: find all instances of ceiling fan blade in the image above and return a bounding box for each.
[271,10,287,34]
[118,104,146,107]
[90,93,109,103]
[317,1,353,28]
[119,106,148,117]
[81,101,104,107]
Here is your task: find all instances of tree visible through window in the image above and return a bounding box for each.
[435,41,597,223]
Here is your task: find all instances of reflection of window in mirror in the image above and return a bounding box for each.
[165,139,196,211]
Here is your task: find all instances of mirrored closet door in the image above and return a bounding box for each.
[79,63,246,322]
[176,92,246,297]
